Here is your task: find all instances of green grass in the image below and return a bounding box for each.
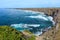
[0,26,35,40]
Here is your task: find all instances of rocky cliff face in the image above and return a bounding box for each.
[16,8,60,40]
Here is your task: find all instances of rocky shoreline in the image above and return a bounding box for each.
[17,8,60,40]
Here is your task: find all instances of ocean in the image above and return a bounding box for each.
[0,9,54,36]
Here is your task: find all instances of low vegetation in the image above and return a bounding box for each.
[0,26,35,40]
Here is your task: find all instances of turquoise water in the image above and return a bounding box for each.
[0,9,54,36]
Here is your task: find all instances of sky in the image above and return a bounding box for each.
[0,0,60,8]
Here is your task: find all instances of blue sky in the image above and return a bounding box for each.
[0,0,60,8]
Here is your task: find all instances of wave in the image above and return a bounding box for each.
[26,15,48,21]
[11,24,40,28]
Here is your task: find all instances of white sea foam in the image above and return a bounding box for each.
[47,16,55,25]
[47,16,53,21]
[11,24,40,28]
[22,10,44,14]
[34,31,43,36]
[27,24,40,27]
[11,24,28,28]
[26,15,48,21]
[11,24,23,28]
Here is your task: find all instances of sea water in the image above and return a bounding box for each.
[0,9,55,36]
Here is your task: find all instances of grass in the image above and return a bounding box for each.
[0,26,35,40]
